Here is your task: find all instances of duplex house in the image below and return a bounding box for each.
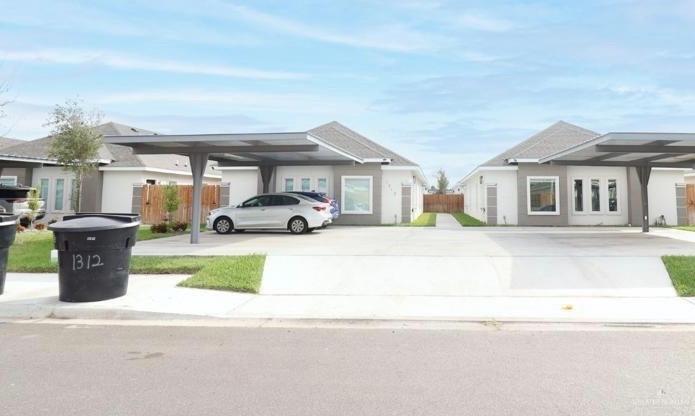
[0,122,220,218]
[219,121,427,225]
[457,121,690,226]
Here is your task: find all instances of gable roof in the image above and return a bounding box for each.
[0,122,217,175]
[0,136,23,149]
[309,121,418,166]
[480,121,600,167]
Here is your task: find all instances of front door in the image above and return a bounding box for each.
[486,184,498,225]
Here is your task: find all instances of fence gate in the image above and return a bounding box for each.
[423,194,464,213]
[134,184,221,224]
[686,184,695,225]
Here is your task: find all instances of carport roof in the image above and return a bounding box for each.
[105,130,362,166]
[539,132,695,168]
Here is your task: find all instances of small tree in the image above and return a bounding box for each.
[436,169,449,194]
[26,188,40,229]
[45,99,103,212]
[163,183,180,224]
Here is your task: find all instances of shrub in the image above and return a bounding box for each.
[34,223,47,231]
[150,222,169,233]
[19,216,31,228]
[16,224,26,233]
[172,221,188,232]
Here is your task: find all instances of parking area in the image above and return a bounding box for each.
[133,224,695,297]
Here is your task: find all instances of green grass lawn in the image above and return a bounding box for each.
[175,255,265,293]
[662,256,695,297]
[451,212,486,226]
[674,226,695,232]
[6,228,265,293]
[405,212,437,226]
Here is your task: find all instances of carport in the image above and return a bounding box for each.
[540,132,695,232]
[105,132,360,243]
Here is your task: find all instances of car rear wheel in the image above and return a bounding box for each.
[213,217,233,234]
[288,217,308,234]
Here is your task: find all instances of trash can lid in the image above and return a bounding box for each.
[0,214,18,226]
[49,216,140,232]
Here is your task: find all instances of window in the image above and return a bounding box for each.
[0,176,17,186]
[608,179,618,212]
[145,179,156,185]
[527,176,559,215]
[317,178,328,193]
[591,179,600,212]
[54,178,65,211]
[301,178,311,191]
[241,195,272,207]
[573,179,584,212]
[342,176,373,214]
[284,178,294,191]
[39,179,49,203]
[272,195,300,206]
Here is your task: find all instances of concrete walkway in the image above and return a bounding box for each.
[435,213,463,229]
[2,274,695,323]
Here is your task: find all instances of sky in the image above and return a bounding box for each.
[1,0,695,182]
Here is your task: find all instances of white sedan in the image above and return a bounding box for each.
[207,193,332,234]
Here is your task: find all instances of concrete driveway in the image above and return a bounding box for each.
[134,221,695,297]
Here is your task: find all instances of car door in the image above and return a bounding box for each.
[267,195,300,227]
[236,195,273,228]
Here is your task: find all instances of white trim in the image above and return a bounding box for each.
[458,165,518,185]
[341,175,374,215]
[99,166,221,178]
[363,157,391,163]
[214,166,259,171]
[527,176,560,216]
[306,133,364,163]
[506,158,539,163]
[381,165,428,184]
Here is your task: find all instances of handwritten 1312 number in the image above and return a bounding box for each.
[72,254,105,271]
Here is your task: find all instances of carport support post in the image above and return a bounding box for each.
[636,166,652,233]
[260,165,275,193]
[189,153,209,244]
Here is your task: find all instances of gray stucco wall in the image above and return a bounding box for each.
[332,163,383,226]
[626,167,643,226]
[516,163,568,226]
[0,167,31,186]
[80,170,104,212]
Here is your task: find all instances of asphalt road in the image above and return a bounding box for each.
[1,322,695,416]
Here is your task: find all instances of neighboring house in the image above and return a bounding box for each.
[0,122,220,219]
[456,121,690,226]
[220,121,427,225]
[0,136,25,186]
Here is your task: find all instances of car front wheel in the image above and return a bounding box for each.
[288,217,308,234]
[213,217,233,234]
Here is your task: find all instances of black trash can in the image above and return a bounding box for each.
[49,213,140,302]
[0,214,18,295]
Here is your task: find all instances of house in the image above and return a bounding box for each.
[219,121,427,225]
[456,121,690,226]
[0,122,220,219]
[0,136,25,186]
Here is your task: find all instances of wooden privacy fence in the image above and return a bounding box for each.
[423,194,464,213]
[139,184,221,224]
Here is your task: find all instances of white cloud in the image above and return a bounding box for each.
[169,1,450,52]
[0,49,306,80]
[97,89,367,115]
